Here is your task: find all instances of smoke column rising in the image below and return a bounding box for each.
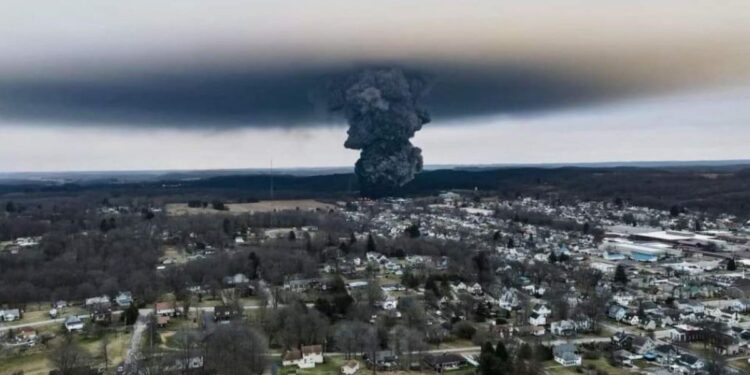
[328,68,431,197]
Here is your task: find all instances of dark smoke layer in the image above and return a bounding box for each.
[328,68,431,197]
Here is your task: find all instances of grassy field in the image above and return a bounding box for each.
[729,358,750,373]
[0,327,133,375]
[278,357,475,375]
[0,352,53,375]
[545,358,630,375]
[166,200,336,216]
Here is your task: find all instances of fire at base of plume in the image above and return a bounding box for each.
[328,68,431,198]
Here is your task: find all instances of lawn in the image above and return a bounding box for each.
[77,328,133,370]
[729,358,750,373]
[278,356,348,375]
[0,352,53,375]
[278,357,476,375]
[545,358,630,375]
[0,327,133,375]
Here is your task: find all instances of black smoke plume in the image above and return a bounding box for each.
[328,68,431,197]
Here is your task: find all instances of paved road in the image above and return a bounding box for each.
[0,314,89,332]
[0,302,288,333]
[125,314,148,366]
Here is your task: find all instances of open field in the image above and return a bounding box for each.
[278,357,476,375]
[0,327,132,375]
[166,200,336,216]
[545,358,630,375]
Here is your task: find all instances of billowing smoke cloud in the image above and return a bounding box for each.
[328,68,430,196]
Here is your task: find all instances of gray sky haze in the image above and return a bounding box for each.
[1,0,749,171]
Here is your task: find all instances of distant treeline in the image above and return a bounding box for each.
[3,166,750,217]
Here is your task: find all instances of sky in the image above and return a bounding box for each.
[1,0,749,172]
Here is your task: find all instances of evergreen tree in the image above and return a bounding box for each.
[495,341,509,362]
[727,258,737,271]
[478,342,500,375]
[366,234,376,253]
[614,264,628,285]
[404,223,421,238]
[517,343,533,360]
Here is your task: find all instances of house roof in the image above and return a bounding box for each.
[302,345,322,355]
[423,353,465,366]
[342,360,359,369]
[155,302,172,311]
[282,349,302,361]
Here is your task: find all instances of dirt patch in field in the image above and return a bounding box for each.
[166,200,336,216]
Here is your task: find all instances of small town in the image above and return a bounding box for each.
[2,191,750,375]
[2,1,750,374]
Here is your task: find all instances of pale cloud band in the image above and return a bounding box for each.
[0,0,749,127]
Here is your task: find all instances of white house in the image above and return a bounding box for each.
[85,295,110,307]
[64,315,84,332]
[0,308,21,322]
[497,289,519,311]
[553,344,582,367]
[341,360,360,374]
[382,296,398,311]
[529,312,546,326]
[532,304,552,317]
[283,345,324,369]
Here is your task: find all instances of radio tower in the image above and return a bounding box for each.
[269,159,274,200]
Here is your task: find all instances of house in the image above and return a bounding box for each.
[214,305,242,322]
[381,296,398,311]
[550,320,575,336]
[115,292,133,307]
[676,354,704,372]
[529,312,546,326]
[364,350,398,370]
[155,302,176,316]
[653,344,680,365]
[157,315,170,328]
[729,299,750,312]
[675,300,704,314]
[532,304,552,317]
[497,288,520,311]
[64,315,85,332]
[613,293,635,307]
[613,349,640,364]
[624,314,640,326]
[17,327,38,344]
[0,308,21,322]
[422,353,467,372]
[85,295,110,308]
[302,345,324,366]
[223,273,250,287]
[631,336,656,356]
[531,325,546,336]
[341,360,360,374]
[553,343,582,367]
[90,304,112,324]
[282,345,324,369]
[670,324,703,342]
[608,305,627,321]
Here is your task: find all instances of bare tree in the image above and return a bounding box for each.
[205,323,268,375]
[100,333,110,372]
[334,321,359,359]
[49,337,92,375]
